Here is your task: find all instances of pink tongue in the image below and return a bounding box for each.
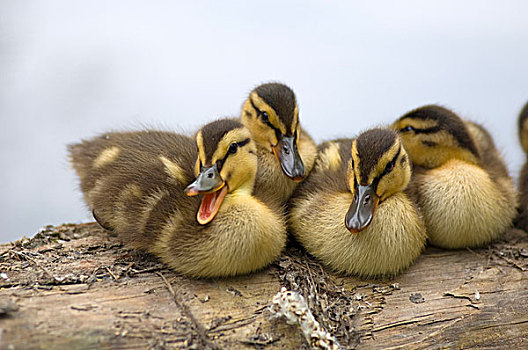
[199,192,217,221]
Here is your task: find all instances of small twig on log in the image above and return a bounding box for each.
[129,267,165,275]
[10,251,55,282]
[208,315,258,333]
[239,335,280,346]
[122,262,135,274]
[105,266,119,280]
[157,272,220,350]
[496,255,528,271]
[86,266,102,290]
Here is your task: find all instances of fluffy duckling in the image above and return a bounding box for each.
[393,105,517,249]
[69,119,287,278]
[240,83,317,206]
[289,128,427,277]
[515,101,528,230]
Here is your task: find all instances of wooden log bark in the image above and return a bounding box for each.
[0,223,527,349]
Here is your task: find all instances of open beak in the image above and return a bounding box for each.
[272,135,305,182]
[345,184,380,233]
[184,164,228,225]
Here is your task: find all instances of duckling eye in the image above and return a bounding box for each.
[228,143,238,155]
[261,111,269,123]
[400,126,414,132]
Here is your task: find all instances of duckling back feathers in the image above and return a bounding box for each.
[518,101,528,154]
[515,101,528,230]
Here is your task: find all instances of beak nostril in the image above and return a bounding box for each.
[207,173,213,178]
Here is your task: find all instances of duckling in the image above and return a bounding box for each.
[392,105,517,249]
[240,83,317,206]
[515,101,528,230]
[69,119,287,278]
[289,128,427,277]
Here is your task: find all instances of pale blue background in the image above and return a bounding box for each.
[1,1,528,242]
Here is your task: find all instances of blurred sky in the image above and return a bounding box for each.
[1,1,528,242]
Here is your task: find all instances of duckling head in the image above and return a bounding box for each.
[518,101,528,153]
[392,105,479,168]
[345,128,411,233]
[241,82,306,181]
[185,119,257,225]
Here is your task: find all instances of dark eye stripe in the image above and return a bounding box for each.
[216,138,251,171]
[250,98,282,140]
[371,146,401,190]
[409,126,441,134]
[237,138,250,147]
[382,147,401,176]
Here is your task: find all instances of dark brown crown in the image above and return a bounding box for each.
[355,128,398,184]
[253,83,296,132]
[199,118,244,164]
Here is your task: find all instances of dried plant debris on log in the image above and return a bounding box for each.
[488,239,528,271]
[460,229,528,271]
[275,246,360,348]
[0,223,166,290]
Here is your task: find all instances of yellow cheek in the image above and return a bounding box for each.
[391,122,402,132]
[257,126,277,148]
[252,122,275,148]
[194,159,200,176]
[220,170,229,182]
[377,172,395,196]
[378,168,408,200]
[376,181,386,198]
[296,125,301,142]
[270,132,279,146]
[346,163,356,194]
[401,139,419,160]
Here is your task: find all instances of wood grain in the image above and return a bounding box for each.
[0,223,527,349]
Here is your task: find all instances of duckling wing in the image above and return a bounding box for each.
[293,138,352,200]
[464,121,510,179]
[464,121,516,208]
[69,130,199,248]
[298,127,318,176]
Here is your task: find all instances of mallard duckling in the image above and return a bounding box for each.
[515,101,528,230]
[240,83,317,206]
[289,128,427,277]
[69,119,287,278]
[393,105,517,249]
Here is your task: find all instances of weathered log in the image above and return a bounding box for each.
[0,223,527,349]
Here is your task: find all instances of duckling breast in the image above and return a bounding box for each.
[413,159,516,249]
[290,191,426,278]
[153,195,287,278]
[254,147,298,205]
[253,129,317,207]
